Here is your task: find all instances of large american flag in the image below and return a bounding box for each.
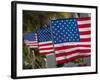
[24,32,38,48]
[51,17,91,64]
[37,27,54,55]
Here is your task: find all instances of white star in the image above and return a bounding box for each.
[62,25,64,27]
[69,39,71,41]
[68,34,70,36]
[60,27,62,30]
[63,30,65,32]
[71,24,73,26]
[70,31,72,34]
[64,35,66,37]
[67,24,69,27]
[70,19,72,22]
[56,21,59,23]
[55,33,58,35]
[73,39,75,41]
[59,40,62,42]
[59,23,62,25]
[74,36,77,39]
[54,36,56,39]
[72,22,74,24]
[61,33,63,35]
[65,27,67,29]
[70,36,72,39]
[68,22,71,24]
[64,22,66,25]
[66,20,68,22]
[67,29,69,32]
[77,39,79,41]
[75,29,78,31]
[57,26,59,28]
[74,19,76,21]
[74,31,76,33]
[75,24,77,26]
[55,28,57,31]
[54,24,57,26]
[61,20,63,23]
[72,34,74,36]
[58,30,60,33]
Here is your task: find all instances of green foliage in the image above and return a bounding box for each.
[73,58,84,64]
[23,45,33,69]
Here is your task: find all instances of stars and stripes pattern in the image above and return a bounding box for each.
[37,27,54,55]
[24,32,38,48]
[51,17,91,64]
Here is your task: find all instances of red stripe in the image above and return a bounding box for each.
[79,49,91,53]
[39,43,53,46]
[56,49,90,57]
[80,38,91,42]
[56,59,66,64]
[55,45,78,51]
[77,17,90,21]
[78,24,91,28]
[56,52,67,57]
[79,31,91,35]
[56,50,79,57]
[55,44,90,51]
[78,44,91,47]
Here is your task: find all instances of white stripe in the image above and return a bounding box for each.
[56,53,90,61]
[39,45,53,49]
[56,56,65,61]
[55,47,90,54]
[79,27,91,32]
[39,41,52,45]
[66,53,90,59]
[80,35,90,38]
[25,43,38,45]
[40,49,54,53]
[24,40,37,43]
[54,42,90,47]
[46,53,54,56]
[25,41,38,43]
[29,46,38,48]
[78,20,90,25]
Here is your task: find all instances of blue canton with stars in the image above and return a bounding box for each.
[37,27,52,42]
[24,32,36,41]
[51,18,80,44]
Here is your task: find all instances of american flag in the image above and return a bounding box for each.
[37,27,54,55]
[51,17,91,64]
[24,32,38,48]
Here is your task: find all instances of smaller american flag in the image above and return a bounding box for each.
[24,32,38,48]
[37,27,54,55]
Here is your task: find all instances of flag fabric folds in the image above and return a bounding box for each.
[23,17,91,65]
[24,32,38,48]
[51,17,91,64]
[37,27,54,55]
